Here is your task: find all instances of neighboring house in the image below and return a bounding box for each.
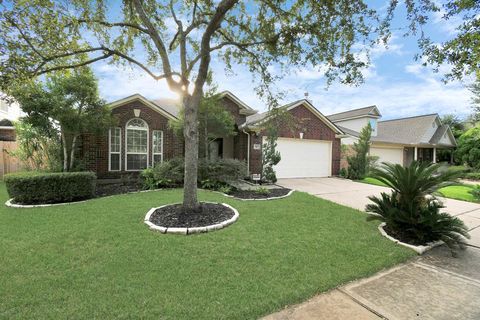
[0,95,23,141]
[327,107,457,167]
[80,91,344,179]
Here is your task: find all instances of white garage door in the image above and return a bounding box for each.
[271,138,332,178]
[370,147,403,165]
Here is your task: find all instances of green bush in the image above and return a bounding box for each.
[198,158,247,184]
[141,158,184,189]
[469,185,480,201]
[141,158,247,190]
[455,125,480,169]
[465,172,480,180]
[366,161,469,251]
[4,171,96,204]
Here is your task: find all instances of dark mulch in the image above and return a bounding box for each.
[95,183,143,198]
[384,224,426,246]
[149,202,235,228]
[229,188,291,199]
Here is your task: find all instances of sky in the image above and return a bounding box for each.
[93,1,475,121]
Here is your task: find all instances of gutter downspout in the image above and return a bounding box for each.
[242,129,250,175]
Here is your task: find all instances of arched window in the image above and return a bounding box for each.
[126,118,148,171]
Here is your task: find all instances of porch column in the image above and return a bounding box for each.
[414,146,418,161]
[433,147,436,163]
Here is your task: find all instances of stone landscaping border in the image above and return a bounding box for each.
[219,189,295,201]
[4,189,162,208]
[144,202,239,235]
[5,198,89,208]
[378,222,443,254]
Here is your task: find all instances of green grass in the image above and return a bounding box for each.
[437,185,478,203]
[0,182,414,319]
[360,177,480,203]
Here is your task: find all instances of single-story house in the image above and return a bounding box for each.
[327,106,457,167]
[80,91,345,179]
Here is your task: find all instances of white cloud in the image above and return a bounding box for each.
[94,64,180,102]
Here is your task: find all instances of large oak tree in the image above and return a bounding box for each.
[1,0,478,212]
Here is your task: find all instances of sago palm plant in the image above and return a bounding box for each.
[366,161,470,251]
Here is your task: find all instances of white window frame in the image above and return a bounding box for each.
[108,127,121,171]
[152,130,164,166]
[125,118,149,171]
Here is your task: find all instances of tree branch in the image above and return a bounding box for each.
[132,0,183,91]
[33,53,114,76]
[71,19,149,34]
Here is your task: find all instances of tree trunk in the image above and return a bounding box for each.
[69,135,78,171]
[61,130,68,171]
[182,94,201,213]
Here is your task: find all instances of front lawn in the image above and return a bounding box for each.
[360,177,479,203]
[0,182,413,319]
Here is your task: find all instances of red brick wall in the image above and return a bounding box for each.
[0,128,15,141]
[81,100,183,178]
[248,103,341,176]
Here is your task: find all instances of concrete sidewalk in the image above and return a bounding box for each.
[263,246,480,320]
[278,177,480,247]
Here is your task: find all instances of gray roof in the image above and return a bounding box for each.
[327,105,381,122]
[151,98,181,118]
[0,118,13,127]
[367,114,455,147]
[337,125,360,137]
[372,114,438,145]
[429,124,456,146]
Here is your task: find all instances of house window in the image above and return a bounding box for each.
[126,118,148,171]
[369,119,377,134]
[152,130,163,166]
[109,127,121,171]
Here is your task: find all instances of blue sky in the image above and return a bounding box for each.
[94,1,474,120]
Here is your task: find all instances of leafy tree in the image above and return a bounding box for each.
[170,91,236,159]
[470,76,480,123]
[455,125,480,169]
[441,114,465,139]
[1,1,478,212]
[11,119,62,171]
[10,68,113,171]
[347,123,372,180]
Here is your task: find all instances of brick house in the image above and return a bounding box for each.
[81,91,344,179]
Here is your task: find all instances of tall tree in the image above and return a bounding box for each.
[169,91,236,159]
[470,76,480,122]
[10,68,113,171]
[347,123,373,180]
[1,1,478,212]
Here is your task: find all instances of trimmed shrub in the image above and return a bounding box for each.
[469,185,480,201]
[141,158,247,190]
[141,158,185,189]
[4,171,96,204]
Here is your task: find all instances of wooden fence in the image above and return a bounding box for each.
[0,141,22,178]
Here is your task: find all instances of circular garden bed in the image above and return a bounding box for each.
[144,202,239,235]
[225,188,293,200]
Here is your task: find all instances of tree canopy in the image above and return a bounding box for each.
[1,0,478,211]
[10,68,113,171]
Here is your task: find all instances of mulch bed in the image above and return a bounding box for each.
[384,224,426,246]
[149,202,235,228]
[228,188,291,199]
[95,183,143,198]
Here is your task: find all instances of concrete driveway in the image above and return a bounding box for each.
[277,177,480,247]
[265,178,480,320]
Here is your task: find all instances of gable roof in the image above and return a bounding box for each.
[218,91,257,115]
[327,105,381,122]
[242,99,344,135]
[151,98,181,118]
[108,94,178,120]
[371,114,438,145]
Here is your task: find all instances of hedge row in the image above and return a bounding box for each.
[4,171,96,205]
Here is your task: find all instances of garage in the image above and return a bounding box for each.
[370,146,404,165]
[271,138,332,178]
